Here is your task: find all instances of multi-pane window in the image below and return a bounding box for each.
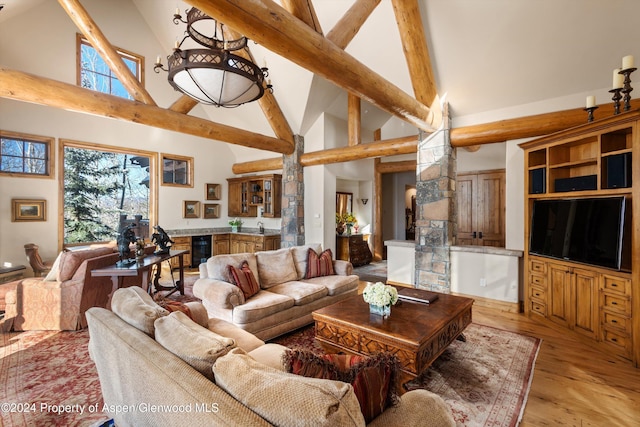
[76,34,144,99]
[162,154,194,187]
[0,131,53,177]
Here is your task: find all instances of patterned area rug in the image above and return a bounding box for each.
[272,323,540,427]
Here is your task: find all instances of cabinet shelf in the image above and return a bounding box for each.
[519,110,640,367]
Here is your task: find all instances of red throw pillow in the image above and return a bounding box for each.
[305,248,335,279]
[227,260,260,299]
[283,349,399,423]
[158,300,194,321]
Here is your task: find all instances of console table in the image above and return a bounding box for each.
[336,234,372,267]
[91,250,188,297]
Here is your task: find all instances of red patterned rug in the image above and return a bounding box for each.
[272,323,540,427]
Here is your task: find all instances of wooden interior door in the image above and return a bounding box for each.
[456,174,477,245]
[456,170,505,247]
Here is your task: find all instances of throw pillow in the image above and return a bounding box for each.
[154,311,235,382]
[227,261,260,299]
[214,348,366,426]
[305,248,335,279]
[283,350,399,423]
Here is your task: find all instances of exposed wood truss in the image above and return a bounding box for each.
[231,135,417,174]
[185,0,439,132]
[0,67,294,154]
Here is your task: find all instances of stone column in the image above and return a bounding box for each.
[414,111,456,292]
[281,135,305,247]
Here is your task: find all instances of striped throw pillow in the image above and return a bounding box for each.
[228,260,260,299]
[305,248,335,279]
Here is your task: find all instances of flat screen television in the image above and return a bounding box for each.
[529,196,630,271]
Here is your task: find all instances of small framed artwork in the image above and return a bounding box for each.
[203,203,220,219]
[12,199,46,222]
[183,200,200,218]
[206,183,221,200]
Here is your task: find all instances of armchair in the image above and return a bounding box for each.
[24,243,54,277]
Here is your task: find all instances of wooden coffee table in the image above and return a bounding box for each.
[312,291,473,392]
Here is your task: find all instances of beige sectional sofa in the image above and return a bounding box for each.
[193,244,360,340]
[87,287,455,426]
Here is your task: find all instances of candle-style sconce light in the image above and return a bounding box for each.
[619,55,636,112]
[584,95,598,123]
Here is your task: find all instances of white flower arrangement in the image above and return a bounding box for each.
[362,282,398,307]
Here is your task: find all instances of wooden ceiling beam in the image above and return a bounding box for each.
[391,0,437,107]
[231,134,417,174]
[185,0,437,133]
[326,0,381,50]
[450,99,640,147]
[0,67,294,155]
[169,96,198,114]
[281,0,322,34]
[348,93,361,146]
[58,0,156,106]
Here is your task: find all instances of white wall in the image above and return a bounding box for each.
[0,0,255,269]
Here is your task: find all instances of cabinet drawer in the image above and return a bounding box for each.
[529,273,547,288]
[602,275,631,296]
[602,311,632,334]
[530,259,547,274]
[602,329,632,358]
[601,293,631,316]
[529,285,546,302]
[529,300,546,317]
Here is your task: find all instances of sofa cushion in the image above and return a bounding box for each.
[305,248,335,279]
[154,311,235,382]
[291,244,323,280]
[228,261,261,299]
[206,253,260,288]
[213,348,366,427]
[267,281,328,306]
[247,343,289,371]
[303,274,358,296]
[111,286,169,336]
[207,317,265,352]
[283,350,399,423]
[255,248,297,289]
[57,247,113,282]
[232,291,294,324]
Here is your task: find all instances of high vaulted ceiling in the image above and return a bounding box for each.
[2,0,640,147]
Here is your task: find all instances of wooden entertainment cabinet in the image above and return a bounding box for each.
[520,111,639,367]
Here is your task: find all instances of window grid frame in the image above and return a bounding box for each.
[0,130,55,179]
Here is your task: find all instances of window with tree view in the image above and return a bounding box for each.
[63,142,152,245]
[0,131,52,177]
[77,34,143,99]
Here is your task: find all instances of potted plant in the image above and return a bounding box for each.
[229,217,243,233]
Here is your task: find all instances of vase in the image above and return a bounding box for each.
[231,225,239,233]
[336,224,345,235]
[369,303,391,317]
[346,223,353,235]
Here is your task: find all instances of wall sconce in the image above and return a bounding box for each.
[361,198,368,205]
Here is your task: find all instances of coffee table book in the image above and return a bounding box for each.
[397,287,439,304]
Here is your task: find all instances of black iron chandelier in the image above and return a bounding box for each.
[154,8,271,108]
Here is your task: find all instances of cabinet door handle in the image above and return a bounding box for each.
[479,231,483,239]
[611,338,618,343]
[472,231,477,238]
[612,301,618,305]
[612,319,618,323]
[611,283,618,287]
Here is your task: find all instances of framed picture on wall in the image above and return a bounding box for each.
[12,199,46,222]
[205,183,221,200]
[183,200,200,218]
[203,203,220,219]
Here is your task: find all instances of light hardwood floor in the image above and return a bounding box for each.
[471,304,640,426]
[357,281,640,426]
